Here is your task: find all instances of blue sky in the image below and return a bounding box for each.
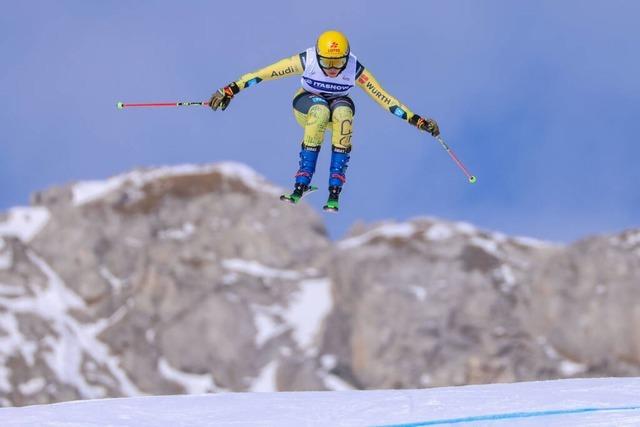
[1,1,639,242]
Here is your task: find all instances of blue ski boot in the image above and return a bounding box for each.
[323,146,350,212]
[280,143,320,204]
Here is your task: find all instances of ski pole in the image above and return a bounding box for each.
[116,101,209,109]
[434,135,477,184]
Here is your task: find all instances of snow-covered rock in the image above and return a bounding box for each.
[0,207,50,242]
[324,218,640,390]
[325,217,561,389]
[1,163,639,407]
[1,164,333,405]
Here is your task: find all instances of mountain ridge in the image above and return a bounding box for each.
[1,163,638,406]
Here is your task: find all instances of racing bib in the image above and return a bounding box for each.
[301,47,357,98]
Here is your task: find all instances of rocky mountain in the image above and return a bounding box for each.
[0,163,638,407]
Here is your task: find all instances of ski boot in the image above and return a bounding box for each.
[281,143,320,204]
[280,183,318,204]
[323,146,350,212]
[323,186,341,212]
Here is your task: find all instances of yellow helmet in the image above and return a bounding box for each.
[316,30,350,70]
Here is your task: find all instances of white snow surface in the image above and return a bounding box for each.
[71,162,282,206]
[0,207,50,242]
[1,378,639,426]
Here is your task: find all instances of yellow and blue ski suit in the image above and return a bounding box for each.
[223,49,428,189]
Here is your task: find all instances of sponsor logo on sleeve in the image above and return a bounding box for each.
[271,66,296,78]
[365,81,391,105]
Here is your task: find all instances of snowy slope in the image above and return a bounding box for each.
[0,378,639,426]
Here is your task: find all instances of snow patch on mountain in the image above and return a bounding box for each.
[338,223,417,249]
[248,276,333,353]
[0,207,50,242]
[98,266,129,294]
[222,259,302,281]
[283,278,332,355]
[424,222,454,240]
[536,336,589,376]
[610,230,640,253]
[250,360,279,392]
[0,251,142,399]
[158,222,196,241]
[158,358,218,394]
[0,238,11,270]
[252,308,288,347]
[71,162,282,206]
[338,217,556,250]
[17,377,46,396]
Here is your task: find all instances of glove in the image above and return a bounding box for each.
[411,114,440,137]
[209,83,239,111]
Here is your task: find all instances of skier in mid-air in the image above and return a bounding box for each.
[209,30,440,212]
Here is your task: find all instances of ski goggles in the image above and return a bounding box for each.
[317,55,348,69]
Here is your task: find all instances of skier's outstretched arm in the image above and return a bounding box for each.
[209,53,306,111]
[356,65,440,136]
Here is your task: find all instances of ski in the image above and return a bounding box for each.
[322,200,339,213]
[280,185,318,204]
[322,186,341,213]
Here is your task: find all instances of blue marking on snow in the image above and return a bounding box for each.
[379,405,640,426]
